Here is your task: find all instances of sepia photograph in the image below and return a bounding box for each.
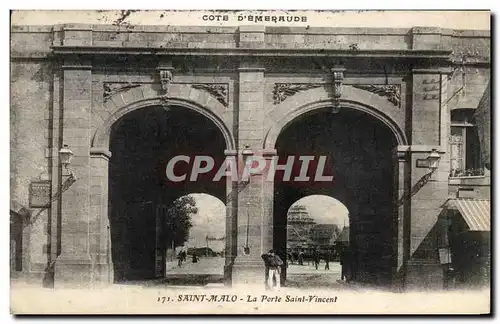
[8,9,491,315]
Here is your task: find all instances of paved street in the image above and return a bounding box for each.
[287,260,342,275]
[165,256,224,275]
[158,257,347,289]
[286,261,346,289]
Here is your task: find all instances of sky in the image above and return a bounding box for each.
[184,193,226,253]
[183,193,348,254]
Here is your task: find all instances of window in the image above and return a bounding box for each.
[449,109,483,178]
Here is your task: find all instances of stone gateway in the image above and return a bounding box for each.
[10,23,490,291]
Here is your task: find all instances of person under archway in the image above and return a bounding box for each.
[262,250,283,290]
[313,249,320,270]
[340,246,352,282]
[324,249,331,270]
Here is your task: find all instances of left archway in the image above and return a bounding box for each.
[92,97,235,151]
[89,100,235,285]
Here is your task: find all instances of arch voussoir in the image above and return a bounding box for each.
[92,96,235,152]
[264,85,407,149]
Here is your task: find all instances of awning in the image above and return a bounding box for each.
[448,199,491,232]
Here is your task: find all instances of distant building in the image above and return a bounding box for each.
[309,224,341,247]
[335,226,350,247]
[286,205,316,249]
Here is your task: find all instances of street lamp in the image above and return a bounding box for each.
[241,146,254,255]
[427,149,441,171]
[244,201,251,255]
[59,144,76,180]
[59,144,73,167]
[241,145,254,184]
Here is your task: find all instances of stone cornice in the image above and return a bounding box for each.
[50,46,454,60]
[90,148,112,160]
[11,25,491,38]
[396,145,446,153]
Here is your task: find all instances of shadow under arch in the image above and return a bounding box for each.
[105,101,230,283]
[273,175,358,284]
[264,99,408,150]
[92,97,236,152]
[271,103,399,287]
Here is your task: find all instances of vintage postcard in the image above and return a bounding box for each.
[9,9,491,315]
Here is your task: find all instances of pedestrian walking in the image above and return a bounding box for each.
[261,252,270,290]
[262,250,283,290]
[314,250,320,270]
[177,251,184,267]
[324,250,330,270]
[298,251,304,266]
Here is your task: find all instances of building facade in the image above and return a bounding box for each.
[10,24,491,290]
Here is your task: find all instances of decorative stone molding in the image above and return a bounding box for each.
[396,150,408,162]
[103,82,140,102]
[159,69,173,92]
[273,83,323,104]
[90,147,113,161]
[331,66,345,112]
[191,84,229,107]
[352,84,401,107]
[157,66,174,106]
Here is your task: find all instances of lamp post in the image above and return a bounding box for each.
[241,145,254,183]
[240,145,254,255]
[427,148,441,181]
[427,149,441,171]
[59,144,77,180]
[244,201,251,255]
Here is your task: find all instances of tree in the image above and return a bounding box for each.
[165,195,197,248]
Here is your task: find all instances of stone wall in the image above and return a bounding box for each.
[11,25,490,56]
[10,60,53,280]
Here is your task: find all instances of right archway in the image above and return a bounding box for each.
[272,106,399,287]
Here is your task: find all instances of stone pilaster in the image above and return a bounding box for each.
[54,58,93,288]
[89,148,113,285]
[231,63,267,286]
[411,69,441,146]
[262,149,277,255]
[223,149,238,285]
[411,27,440,50]
[238,26,265,49]
[392,145,411,290]
[405,145,448,290]
[405,66,452,289]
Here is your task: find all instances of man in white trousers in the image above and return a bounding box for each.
[264,250,283,290]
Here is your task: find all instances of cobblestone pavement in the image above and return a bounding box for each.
[286,262,353,290]
[158,259,351,290]
[165,256,224,275]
